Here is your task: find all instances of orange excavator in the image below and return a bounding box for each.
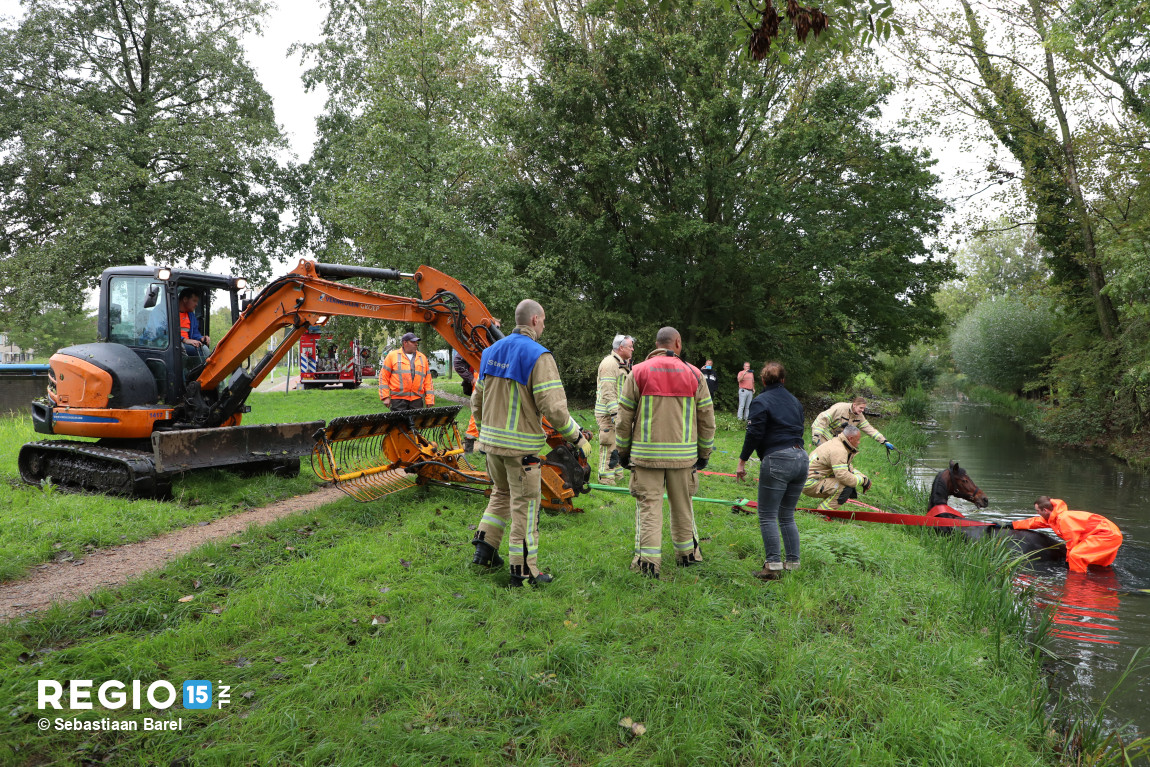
[19,260,592,510]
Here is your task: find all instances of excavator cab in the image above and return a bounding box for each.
[98,266,245,405]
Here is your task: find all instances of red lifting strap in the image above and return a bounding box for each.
[738,501,994,528]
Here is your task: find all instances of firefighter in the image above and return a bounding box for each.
[453,350,479,452]
[379,332,434,412]
[1008,497,1123,573]
[616,327,716,578]
[594,334,634,485]
[811,396,894,452]
[469,299,590,587]
[802,425,870,510]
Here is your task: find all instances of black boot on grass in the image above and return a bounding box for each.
[471,531,503,567]
[509,564,553,587]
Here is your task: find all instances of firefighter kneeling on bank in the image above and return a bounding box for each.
[802,425,870,510]
[616,327,715,578]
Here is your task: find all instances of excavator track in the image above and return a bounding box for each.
[18,440,170,498]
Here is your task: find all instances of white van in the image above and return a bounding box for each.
[427,349,451,378]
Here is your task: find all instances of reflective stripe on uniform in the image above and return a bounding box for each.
[532,379,564,396]
[555,416,581,441]
[477,425,548,453]
[481,513,508,530]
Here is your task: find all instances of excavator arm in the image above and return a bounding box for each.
[184,261,502,428]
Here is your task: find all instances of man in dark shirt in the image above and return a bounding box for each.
[701,359,718,398]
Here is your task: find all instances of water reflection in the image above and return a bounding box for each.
[911,401,1150,735]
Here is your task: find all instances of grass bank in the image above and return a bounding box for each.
[0,392,1058,765]
[0,386,406,582]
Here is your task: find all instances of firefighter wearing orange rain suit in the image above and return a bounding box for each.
[1011,497,1123,573]
[379,332,434,411]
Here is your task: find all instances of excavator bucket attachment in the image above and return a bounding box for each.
[152,421,325,473]
[310,405,591,512]
[312,406,487,502]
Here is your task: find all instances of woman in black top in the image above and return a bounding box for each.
[735,362,807,580]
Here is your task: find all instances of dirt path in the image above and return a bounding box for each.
[0,398,473,621]
[0,486,347,621]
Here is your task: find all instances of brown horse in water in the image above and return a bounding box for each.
[928,460,1066,563]
[929,460,989,510]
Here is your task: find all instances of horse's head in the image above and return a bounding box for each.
[948,460,989,508]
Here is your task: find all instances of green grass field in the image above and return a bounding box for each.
[0,390,1059,765]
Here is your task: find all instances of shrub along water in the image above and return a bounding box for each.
[0,393,1061,764]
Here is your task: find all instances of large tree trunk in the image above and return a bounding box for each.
[1026,0,1119,341]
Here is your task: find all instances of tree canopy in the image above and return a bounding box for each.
[0,0,292,321]
[298,0,954,393]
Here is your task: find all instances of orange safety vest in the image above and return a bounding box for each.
[179,312,192,340]
[379,349,434,404]
[1013,499,1123,572]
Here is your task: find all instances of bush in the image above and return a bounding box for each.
[873,345,939,395]
[950,297,1056,393]
[900,384,931,420]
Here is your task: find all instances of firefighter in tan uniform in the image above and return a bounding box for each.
[802,425,871,510]
[469,299,590,587]
[594,334,634,485]
[810,397,895,453]
[616,327,716,578]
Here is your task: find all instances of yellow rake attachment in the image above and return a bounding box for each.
[310,404,594,512]
[310,406,491,503]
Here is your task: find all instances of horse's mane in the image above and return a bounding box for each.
[929,471,951,507]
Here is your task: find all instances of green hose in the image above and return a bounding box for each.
[589,483,749,507]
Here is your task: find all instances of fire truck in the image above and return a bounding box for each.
[299,327,374,390]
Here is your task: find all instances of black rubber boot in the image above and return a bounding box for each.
[471,531,503,567]
[639,561,660,579]
[509,564,552,587]
[464,437,475,454]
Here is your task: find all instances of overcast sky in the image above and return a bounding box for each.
[0,0,329,161]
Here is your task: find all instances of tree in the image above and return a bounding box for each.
[499,0,953,391]
[1055,0,1150,126]
[894,0,1132,340]
[950,296,1056,392]
[0,0,292,320]
[2,308,96,357]
[934,222,1049,323]
[298,0,529,325]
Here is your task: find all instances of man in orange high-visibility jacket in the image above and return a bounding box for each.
[1011,496,1123,573]
[379,332,434,411]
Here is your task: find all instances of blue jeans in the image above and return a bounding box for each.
[756,446,808,563]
